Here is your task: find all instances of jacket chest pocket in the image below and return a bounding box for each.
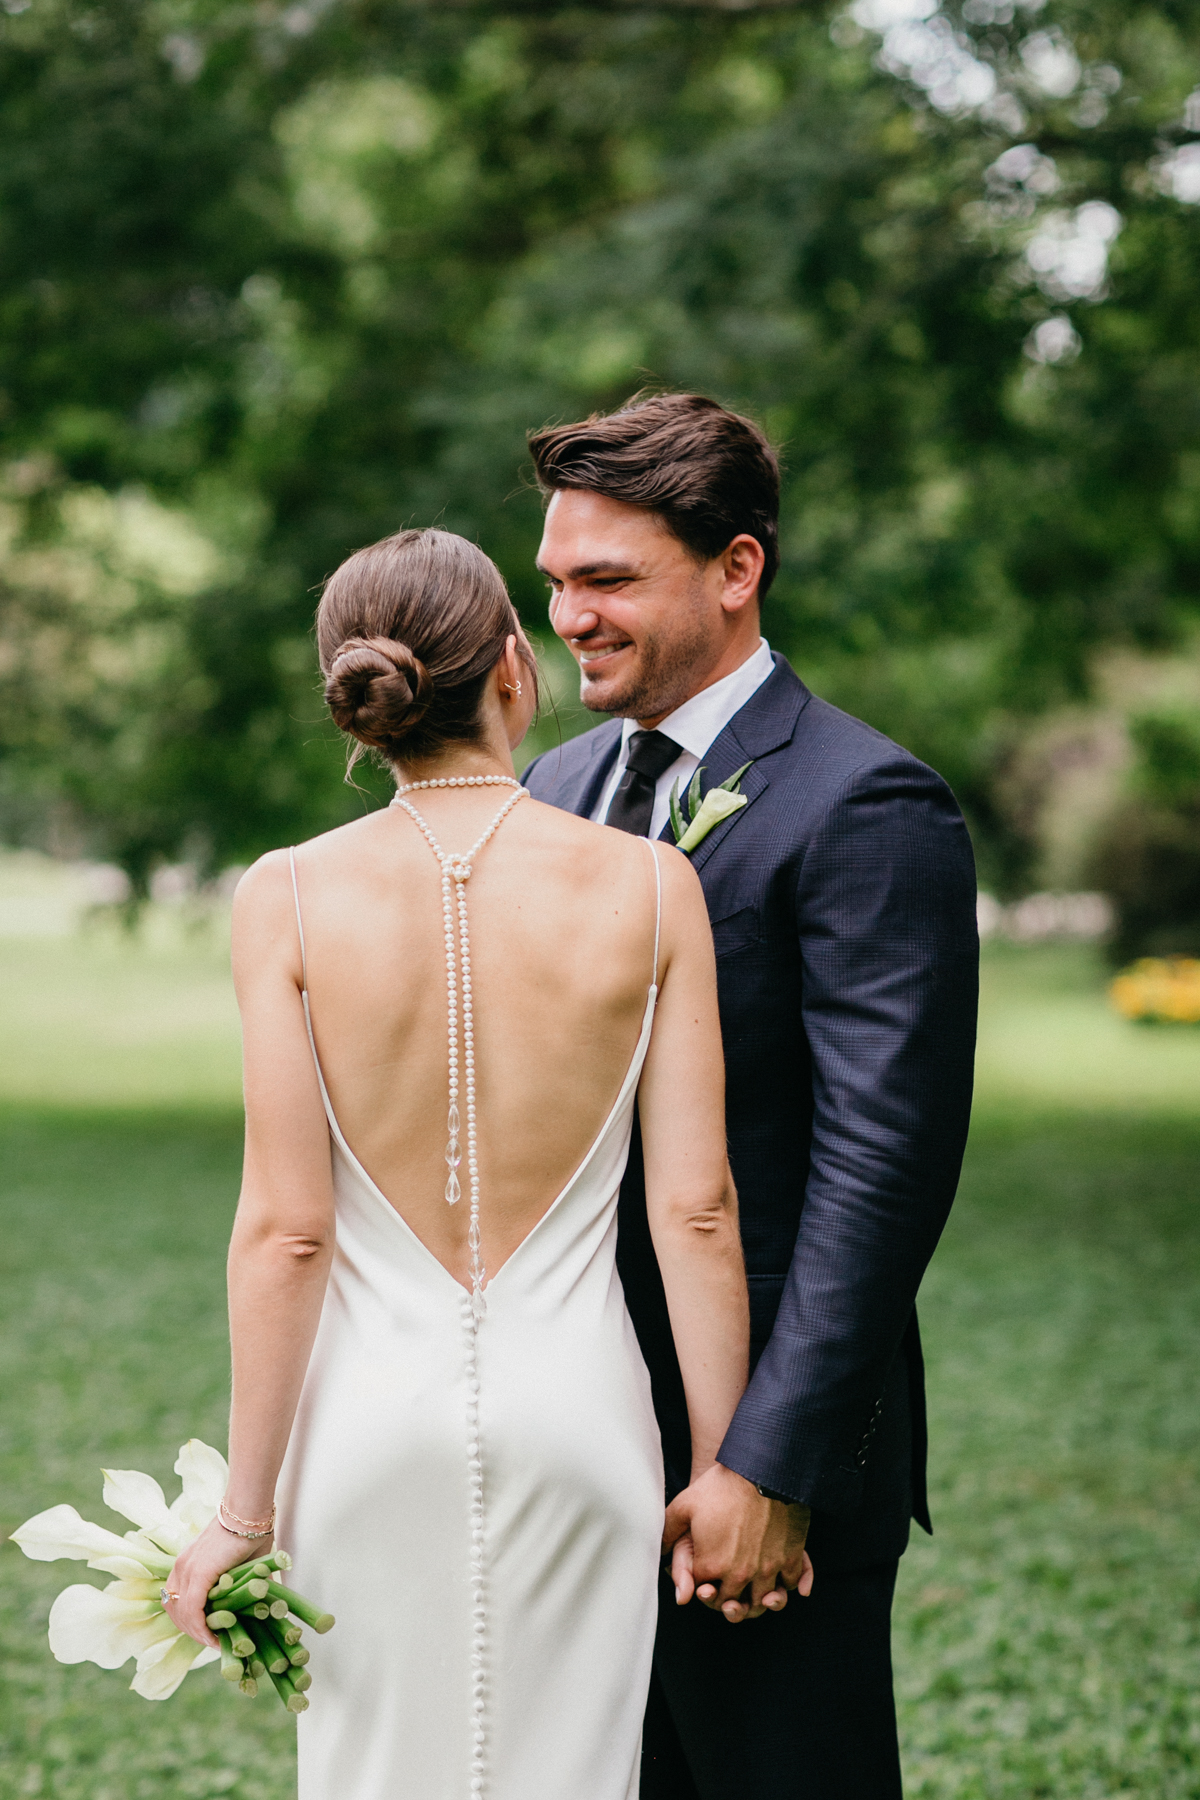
[710,905,761,958]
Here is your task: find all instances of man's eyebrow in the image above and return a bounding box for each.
[534,560,641,579]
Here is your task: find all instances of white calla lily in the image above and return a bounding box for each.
[169,1439,229,1533]
[119,1530,178,1575]
[676,786,748,853]
[92,1551,170,1580]
[11,1439,231,1701]
[131,1633,219,1701]
[669,761,754,855]
[10,1504,159,1571]
[100,1468,174,1534]
[48,1582,178,1668]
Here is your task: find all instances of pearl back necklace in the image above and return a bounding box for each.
[388,774,527,1317]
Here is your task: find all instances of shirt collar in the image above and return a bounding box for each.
[620,639,774,760]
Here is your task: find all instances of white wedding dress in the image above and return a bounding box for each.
[275,834,665,1800]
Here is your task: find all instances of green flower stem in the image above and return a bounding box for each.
[206,1609,237,1631]
[230,1624,256,1659]
[222,1577,270,1610]
[265,1582,335,1633]
[209,1554,286,1599]
[249,1602,271,1619]
[227,1554,285,1585]
[267,1665,309,1713]
[290,1666,313,1693]
[263,1615,308,1665]
[268,1598,288,1619]
[217,1630,244,1684]
[247,1655,267,1680]
[238,1675,258,1698]
[245,1618,290,1676]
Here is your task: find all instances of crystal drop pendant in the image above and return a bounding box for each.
[446,1138,461,1171]
[471,1282,487,1325]
[448,1102,460,1136]
[445,1169,462,1205]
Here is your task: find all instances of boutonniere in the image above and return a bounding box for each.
[669,761,754,854]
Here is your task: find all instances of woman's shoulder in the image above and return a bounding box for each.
[232,812,378,916]
[520,801,703,918]
[520,797,672,870]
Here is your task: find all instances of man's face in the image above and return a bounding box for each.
[536,489,728,723]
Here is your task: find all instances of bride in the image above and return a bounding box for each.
[166,527,750,1799]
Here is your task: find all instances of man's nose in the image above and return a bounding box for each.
[549,584,600,643]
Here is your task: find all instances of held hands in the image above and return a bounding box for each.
[662,1464,814,1624]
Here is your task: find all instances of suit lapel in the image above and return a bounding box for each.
[658,656,810,874]
[536,720,622,819]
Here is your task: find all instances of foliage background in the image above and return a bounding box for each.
[1,0,1199,915]
[2,10,1200,1791]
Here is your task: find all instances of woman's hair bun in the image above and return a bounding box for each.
[323,636,434,751]
[316,528,535,769]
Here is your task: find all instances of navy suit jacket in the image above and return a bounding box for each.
[524,654,978,1570]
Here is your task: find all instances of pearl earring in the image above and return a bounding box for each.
[502,680,523,697]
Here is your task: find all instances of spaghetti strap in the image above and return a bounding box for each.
[645,839,662,988]
[289,847,338,1128]
[289,846,309,994]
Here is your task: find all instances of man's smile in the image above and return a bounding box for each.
[577,641,633,668]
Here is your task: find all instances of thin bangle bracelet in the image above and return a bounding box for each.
[218,1499,276,1539]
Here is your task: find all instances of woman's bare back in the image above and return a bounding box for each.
[289,789,662,1286]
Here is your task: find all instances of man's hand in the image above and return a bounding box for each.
[662,1464,813,1624]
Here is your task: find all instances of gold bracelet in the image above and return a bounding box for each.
[218,1498,276,1539]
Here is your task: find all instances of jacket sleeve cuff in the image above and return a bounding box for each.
[716,1425,867,1518]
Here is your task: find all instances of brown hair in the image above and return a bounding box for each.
[527,392,780,597]
[317,528,536,767]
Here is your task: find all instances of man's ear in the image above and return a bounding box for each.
[720,534,765,616]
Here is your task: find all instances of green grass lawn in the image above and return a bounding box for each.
[0,862,1197,1798]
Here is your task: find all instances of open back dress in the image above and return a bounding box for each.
[275,834,666,1800]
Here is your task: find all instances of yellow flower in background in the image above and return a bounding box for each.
[1109,957,1200,1025]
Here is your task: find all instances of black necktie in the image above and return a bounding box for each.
[604,730,682,837]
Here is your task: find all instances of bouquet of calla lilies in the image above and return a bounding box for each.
[9,1439,333,1710]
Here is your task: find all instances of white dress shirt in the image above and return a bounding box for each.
[591,638,775,840]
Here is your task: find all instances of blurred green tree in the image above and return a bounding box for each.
[1089,709,1200,960]
[0,0,1198,892]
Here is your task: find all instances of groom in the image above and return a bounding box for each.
[521,393,978,1799]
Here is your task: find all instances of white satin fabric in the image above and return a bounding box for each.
[276,861,665,1800]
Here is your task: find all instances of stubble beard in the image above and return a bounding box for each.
[579,607,715,723]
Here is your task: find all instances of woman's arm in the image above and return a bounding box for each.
[640,847,811,1625]
[168,851,336,1647]
[637,846,749,1482]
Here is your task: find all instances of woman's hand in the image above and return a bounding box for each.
[663,1465,814,1623]
[165,1519,274,1648]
